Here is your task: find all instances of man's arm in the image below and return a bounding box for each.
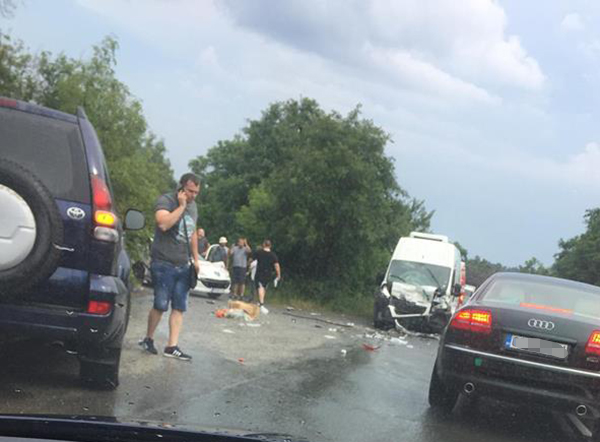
[274,262,281,279]
[191,230,200,263]
[155,191,187,232]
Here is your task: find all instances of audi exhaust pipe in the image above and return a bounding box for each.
[463,382,475,395]
[576,405,588,417]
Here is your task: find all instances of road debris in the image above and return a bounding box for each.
[324,335,336,339]
[389,337,408,345]
[246,323,261,328]
[283,312,355,328]
[238,358,245,364]
[328,328,338,332]
[362,344,380,352]
[215,301,261,321]
[223,329,235,334]
[340,349,347,356]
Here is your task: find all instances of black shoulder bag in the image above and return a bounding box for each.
[182,214,198,289]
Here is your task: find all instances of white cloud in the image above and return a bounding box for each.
[560,12,585,32]
[224,0,546,93]
[366,44,500,105]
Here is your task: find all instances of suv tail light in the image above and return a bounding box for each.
[586,331,600,356]
[450,308,493,334]
[91,175,118,241]
[87,300,112,315]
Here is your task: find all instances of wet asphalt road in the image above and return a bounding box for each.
[0,289,585,442]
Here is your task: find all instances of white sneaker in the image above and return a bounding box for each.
[260,305,269,315]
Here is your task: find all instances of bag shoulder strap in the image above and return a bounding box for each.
[181,208,193,261]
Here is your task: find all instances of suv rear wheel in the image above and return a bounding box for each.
[0,159,63,292]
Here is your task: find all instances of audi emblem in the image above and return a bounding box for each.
[67,207,86,220]
[527,318,555,331]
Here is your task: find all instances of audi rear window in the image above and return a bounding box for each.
[0,107,90,203]
[483,279,600,319]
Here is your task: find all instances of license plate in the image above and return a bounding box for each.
[504,333,569,359]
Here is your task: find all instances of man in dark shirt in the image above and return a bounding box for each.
[138,173,200,361]
[251,239,281,314]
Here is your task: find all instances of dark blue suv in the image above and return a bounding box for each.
[0,97,145,389]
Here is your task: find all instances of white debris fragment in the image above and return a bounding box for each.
[223,329,235,334]
[340,349,347,356]
[407,345,414,349]
[390,337,408,345]
[246,323,261,328]
[324,335,336,340]
[328,328,338,332]
[346,322,355,327]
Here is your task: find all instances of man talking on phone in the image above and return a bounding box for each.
[139,173,201,361]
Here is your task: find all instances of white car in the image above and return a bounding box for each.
[190,245,231,299]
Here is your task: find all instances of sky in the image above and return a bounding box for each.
[2,0,600,266]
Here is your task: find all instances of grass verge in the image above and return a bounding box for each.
[266,281,373,319]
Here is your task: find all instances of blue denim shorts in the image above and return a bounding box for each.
[151,260,190,312]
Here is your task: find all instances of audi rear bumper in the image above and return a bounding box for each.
[438,343,600,418]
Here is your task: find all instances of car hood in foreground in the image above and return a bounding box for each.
[0,414,306,442]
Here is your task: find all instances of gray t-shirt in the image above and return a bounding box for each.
[210,246,228,264]
[231,245,250,268]
[151,193,198,266]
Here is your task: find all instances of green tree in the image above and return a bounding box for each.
[0,33,175,259]
[518,257,550,276]
[465,256,513,287]
[191,98,432,300]
[453,242,468,261]
[553,209,600,285]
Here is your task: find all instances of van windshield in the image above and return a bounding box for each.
[387,260,451,289]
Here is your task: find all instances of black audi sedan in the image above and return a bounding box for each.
[429,272,600,437]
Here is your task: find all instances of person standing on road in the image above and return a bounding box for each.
[197,228,210,258]
[210,237,229,267]
[139,173,201,361]
[230,237,251,300]
[251,239,281,315]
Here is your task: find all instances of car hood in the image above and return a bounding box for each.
[0,414,307,442]
[390,282,437,304]
[199,261,230,280]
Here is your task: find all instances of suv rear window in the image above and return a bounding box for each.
[0,107,90,203]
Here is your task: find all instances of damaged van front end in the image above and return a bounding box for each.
[375,281,456,332]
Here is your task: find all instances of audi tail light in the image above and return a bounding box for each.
[0,98,17,108]
[586,331,600,356]
[449,308,493,334]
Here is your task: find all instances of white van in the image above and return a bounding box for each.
[374,232,463,332]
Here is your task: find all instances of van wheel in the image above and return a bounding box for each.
[79,347,121,390]
[374,299,392,329]
[0,159,63,293]
[428,362,458,413]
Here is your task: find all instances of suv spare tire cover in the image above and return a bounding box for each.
[0,159,64,291]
